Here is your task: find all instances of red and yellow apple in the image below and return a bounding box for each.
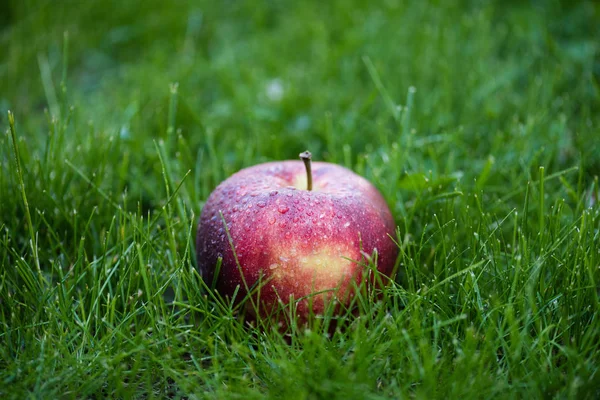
[196,152,398,323]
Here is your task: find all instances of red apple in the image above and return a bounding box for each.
[196,152,398,323]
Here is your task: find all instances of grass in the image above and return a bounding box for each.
[1,0,599,398]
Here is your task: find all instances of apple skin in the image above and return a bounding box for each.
[196,160,398,321]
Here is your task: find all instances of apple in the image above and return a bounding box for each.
[196,151,398,323]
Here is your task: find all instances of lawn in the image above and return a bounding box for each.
[1,0,599,398]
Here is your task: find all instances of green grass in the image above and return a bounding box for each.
[1,0,600,398]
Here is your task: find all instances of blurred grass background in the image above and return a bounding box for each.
[2,0,598,238]
[1,0,599,398]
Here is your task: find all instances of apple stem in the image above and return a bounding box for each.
[299,150,312,191]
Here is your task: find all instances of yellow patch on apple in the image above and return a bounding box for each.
[270,244,355,294]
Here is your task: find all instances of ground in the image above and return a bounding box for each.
[1,0,599,398]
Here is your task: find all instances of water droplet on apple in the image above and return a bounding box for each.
[268,216,276,225]
[286,192,293,197]
[270,190,278,196]
[292,216,299,223]
[269,263,279,270]
[306,210,313,216]
[250,192,259,197]
[278,205,289,214]
[279,221,286,228]
[314,199,320,205]
[257,201,267,208]
[293,198,299,204]
[284,232,292,239]
[344,222,351,228]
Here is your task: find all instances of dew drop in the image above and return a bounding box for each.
[284,232,292,239]
[257,201,267,208]
[293,216,300,223]
[268,216,276,225]
[270,190,278,196]
[278,205,289,214]
[306,210,313,216]
[269,263,279,270]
